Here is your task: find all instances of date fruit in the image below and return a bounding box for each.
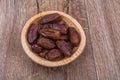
[56,40,72,56]
[40,13,61,24]
[39,29,61,40]
[31,44,42,53]
[47,49,63,60]
[27,23,39,44]
[37,37,55,49]
[52,24,68,34]
[69,27,80,46]
[39,49,49,58]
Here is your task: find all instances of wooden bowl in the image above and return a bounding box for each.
[21,11,86,67]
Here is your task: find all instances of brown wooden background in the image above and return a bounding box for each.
[0,0,120,80]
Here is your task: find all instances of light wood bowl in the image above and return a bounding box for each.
[21,11,86,67]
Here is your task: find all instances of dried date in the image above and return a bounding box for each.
[39,29,61,40]
[47,49,63,60]
[69,27,80,46]
[40,13,61,24]
[56,40,72,56]
[52,24,68,34]
[27,23,39,44]
[31,44,42,53]
[39,49,49,58]
[37,37,55,49]
[42,23,68,34]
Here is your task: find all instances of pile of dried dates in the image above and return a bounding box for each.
[27,13,80,61]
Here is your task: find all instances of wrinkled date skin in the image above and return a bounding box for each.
[47,49,63,60]
[39,29,61,40]
[69,27,80,46]
[40,13,61,24]
[27,24,39,44]
[31,44,42,53]
[56,40,72,56]
[37,37,55,49]
[52,24,68,34]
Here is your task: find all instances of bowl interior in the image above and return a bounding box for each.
[21,11,86,67]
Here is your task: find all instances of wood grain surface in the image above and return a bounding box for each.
[0,0,120,80]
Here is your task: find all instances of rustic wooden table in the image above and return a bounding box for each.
[0,0,120,80]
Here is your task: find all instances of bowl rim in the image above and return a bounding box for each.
[21,11,86,67]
